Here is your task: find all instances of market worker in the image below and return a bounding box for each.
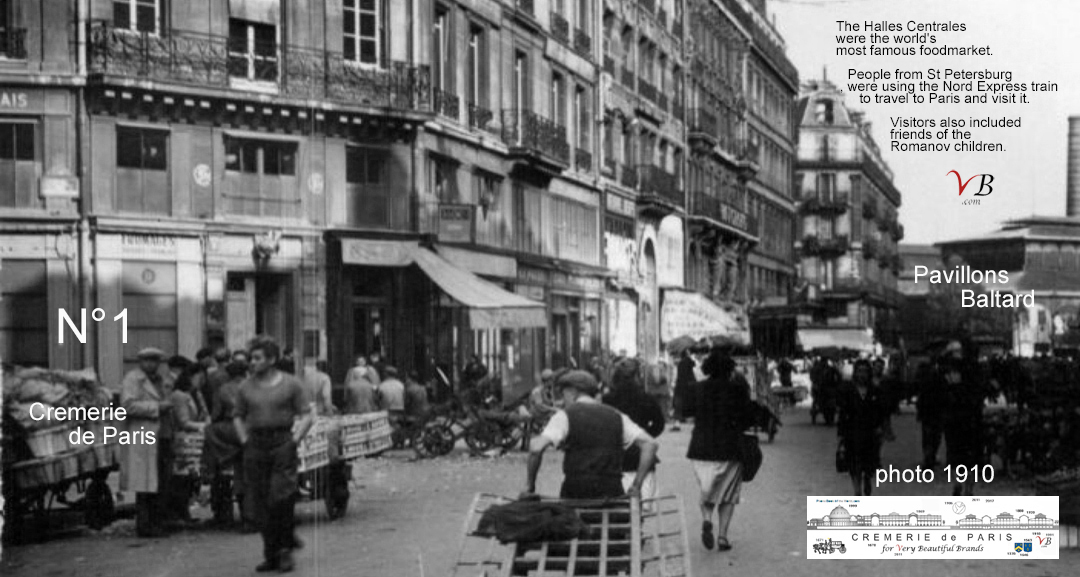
[523,370,658,500]
[119,346,175,538]
[234,336,313,573]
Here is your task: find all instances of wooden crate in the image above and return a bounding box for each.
[25,424,79,458]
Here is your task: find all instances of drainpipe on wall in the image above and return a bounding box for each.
[77,0,93,371]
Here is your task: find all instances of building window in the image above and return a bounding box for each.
[227,19,278,82]
[513,51,529,112]
[117,126,167,170]
[431,156,458,202]
[551,72,565,126]
[815,99,834,124]
[346,145,385,184]
[433,6,450,91]
[574,85,589,148]
[476,171,500,214]
[344,0,382,65]
[113,0,160,34]
[0,260,48,366]
[225,137,296,176]
[818,172,835,200]
[467,24,485,106]
[0,121,37,208]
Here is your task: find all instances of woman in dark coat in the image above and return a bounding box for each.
[686,348,754,552]
[936,339,988,496]
[836,359,893,496]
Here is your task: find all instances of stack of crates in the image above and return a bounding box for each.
[340,411,393,459]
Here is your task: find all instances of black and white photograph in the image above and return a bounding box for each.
[1,0,1078,575]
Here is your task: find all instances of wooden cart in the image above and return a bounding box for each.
[451,493,692,577]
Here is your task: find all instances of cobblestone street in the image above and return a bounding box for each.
[2,406,1076,576]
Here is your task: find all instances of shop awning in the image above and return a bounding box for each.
[797,328,876,353]
[661,290,749,344]
[339,239,546,329]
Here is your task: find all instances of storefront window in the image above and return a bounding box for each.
[0,121,39,208]
[0,259,48,366]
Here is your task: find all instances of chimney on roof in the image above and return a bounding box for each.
[1069,116,1080,217]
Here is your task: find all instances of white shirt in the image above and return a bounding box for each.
[539,397,652,450]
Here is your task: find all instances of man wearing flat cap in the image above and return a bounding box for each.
[120,346,176,537]
[523,370,659,500]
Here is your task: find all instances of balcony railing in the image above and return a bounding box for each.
[0,27,28,59]
[877,213,891,231]
[639,79,657,103]
[862,237,878,259]
[551,12,570,44]
[467,102,493,131]
[619,163,639,189]
[672,102,684,121]
[574,29,592,57]
[500,109,570,166]
[691,191,758,236]
[892,222,905,241]
[603,55,615,75]
[517,0,535,18]
[862,201,877,219]
[801,234,850,257]
[620,67,635,88]
[434,89,460,120]
[638,165,681,207]
[87,22,431,111]
[689,108,718,138]
[604,157,617,176]
[575,147,593,172]
[800,192,848,215]
[657,93,668,112]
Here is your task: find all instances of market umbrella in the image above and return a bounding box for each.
[666,335,699,356]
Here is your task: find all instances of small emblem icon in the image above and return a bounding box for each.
[1023,543,1032,552]
[952,501,966,515]
[1014,543,1023,553]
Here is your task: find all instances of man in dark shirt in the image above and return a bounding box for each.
[523,370,658,500]
[234,337,312,573]
[605,359,665,497]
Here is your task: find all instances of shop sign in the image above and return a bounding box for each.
[0,91,29,110]
[518,266,549,285]
[438,204,475,243]
[605,193,636,217]
[719,202,749,232]
[121,234,177,257]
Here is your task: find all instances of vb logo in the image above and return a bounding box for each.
[1037,536,1052,546]
[948,170,994,196]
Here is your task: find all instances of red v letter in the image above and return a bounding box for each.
[948,170,981,196]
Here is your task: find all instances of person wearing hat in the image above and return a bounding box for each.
[523,370,658,500]
[120,346,176,537]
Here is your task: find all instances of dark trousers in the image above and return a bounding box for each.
[922,419,944,465]
[243,429,299,562]
[136,444,174,536]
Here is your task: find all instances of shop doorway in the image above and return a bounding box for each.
[226,273,293,353]
[351,299,388,362]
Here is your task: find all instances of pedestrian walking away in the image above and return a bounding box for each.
[686,347,755,552]
[836,359,893,496]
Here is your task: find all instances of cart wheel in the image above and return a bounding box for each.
[464,422,497,454]
[85,474,115,530]
[418,423,456,457]
[497,423,525,451]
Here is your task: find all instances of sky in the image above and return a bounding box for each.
[766,0,1080,244]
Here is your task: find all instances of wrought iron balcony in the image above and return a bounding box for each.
[87,22,431,112]
[517,0,535,18]
[500,109,570,168]
[799,192,848,215]
[551,12,570,44]
[620,67,635,88]
[603,55,615,75]
[877,212,892,231]
[619,163,639,189]
[862,236,878,259]
[877,249,892,269]
[691,191,758,236]
[574,29,592,57]
[638,165,683,208]
[0,27,28,59]
[801,234,850,257]
[468,102,493,131]
[892,222,905,241]
[434,89,460,120]
[639,79,657,103]
[688,108,718,139]
[575,147,593,172]
[862,200,877,219]
[672,102,684,121]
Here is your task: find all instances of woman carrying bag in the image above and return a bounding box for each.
[686,347,756,552]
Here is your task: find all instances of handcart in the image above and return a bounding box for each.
[2,443,120,542]
[451,493,692,577]
[296,411,393,519]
